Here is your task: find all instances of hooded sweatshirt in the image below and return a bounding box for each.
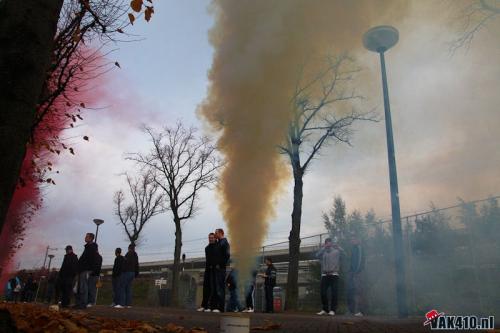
[316,246,340,276]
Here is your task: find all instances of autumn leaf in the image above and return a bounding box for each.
[130,0,143,12]
[69,148,75,155]
[80,102,86,108]
[83,136,89,141]
[77,114,83,120]
[117,28,124,33]
[115,61,121,68]
[145,6,154,22]
[128,13,135,25]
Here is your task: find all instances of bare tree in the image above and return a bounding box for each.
[129,122,222,306]
[450,0,500,53]
[114,169,166,246]
[279,53,377,310]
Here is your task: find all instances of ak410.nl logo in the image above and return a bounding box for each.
[424,309,495,330]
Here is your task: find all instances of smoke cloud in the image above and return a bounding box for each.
[199,0,409,279]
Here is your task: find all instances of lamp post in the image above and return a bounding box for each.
[363,25,408,318]
[93,218,104,242]
[47,254,55,271]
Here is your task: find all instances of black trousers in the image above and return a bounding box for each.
[210,268,226,311]
[264,285,274,313]
[320,275,339,312]
[201,268,212,308]
[60,277,74,308]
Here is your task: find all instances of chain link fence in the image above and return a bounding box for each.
[260,196,500,316]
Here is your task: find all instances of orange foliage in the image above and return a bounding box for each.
[0,303,207,333]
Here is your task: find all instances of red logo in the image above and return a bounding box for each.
[424,309,444,326]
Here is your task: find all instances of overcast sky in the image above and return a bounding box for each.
[14,1,500,270]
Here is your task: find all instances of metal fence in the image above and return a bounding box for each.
[259,196,500,316]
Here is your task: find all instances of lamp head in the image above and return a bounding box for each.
[363,25,399,53]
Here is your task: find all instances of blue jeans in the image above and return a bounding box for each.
[119,272,135,306]
[88,275,98,305]
[226,288,241,312]
[77,271,92,307]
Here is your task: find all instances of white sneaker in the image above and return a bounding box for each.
[233,309,239,313]
[212,309,220,313]
[126,306,132,308]
[197,307,205,312]
[204,309,212,312]
[328,311,335,316]
[317,310,327,315]
[354,312,363,317]
[247,308,254,313]
[113,305,124,308]
[86,304,93,308]
[242,309,248,313]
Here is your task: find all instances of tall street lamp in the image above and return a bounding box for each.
[93,218,104,242]
[47,254,55,271]
[363,25,408,318]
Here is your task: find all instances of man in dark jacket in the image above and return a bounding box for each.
[87,250,102,307]
[59,245,78,308]
[198,233,217,312]
[76,233,98,309]
[347,234,365,316]
[259,257,277,313]
[214,228,230,312]
[115,243,139,308]
[112,247,124,306]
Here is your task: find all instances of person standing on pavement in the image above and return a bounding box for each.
[76,232,98,309]
[87,250,103,307]
[316,238,341,316]
[225,265,242,312]
[258,258,277,313]
[198,233,217,312]
[112,248,125,307]
[347,234,365,316]
[213,228,230,313]
[58,245,78,308]
[115,243,139,308]
[242,269,257,313]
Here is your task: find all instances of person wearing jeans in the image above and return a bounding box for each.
[76,233,98,309]
[316,238,341,316]
[115,243,139,308]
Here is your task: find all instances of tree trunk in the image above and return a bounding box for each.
[0,0,63,231]
[170,215,182,307]
[285,167,303,311]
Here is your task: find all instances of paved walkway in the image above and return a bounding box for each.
[86,306,430,333]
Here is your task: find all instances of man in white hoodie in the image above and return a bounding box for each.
[316,238,341,316]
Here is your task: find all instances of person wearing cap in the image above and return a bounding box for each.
[59,245,78,308]
[316,237,341,316]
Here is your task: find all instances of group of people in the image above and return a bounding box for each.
[4,232,140,310]
[197,228,277,314]
[64,232,140,309]
[316,234,365,316]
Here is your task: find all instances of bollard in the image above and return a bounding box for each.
[273,287,282,312]
[220,313,250,333]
